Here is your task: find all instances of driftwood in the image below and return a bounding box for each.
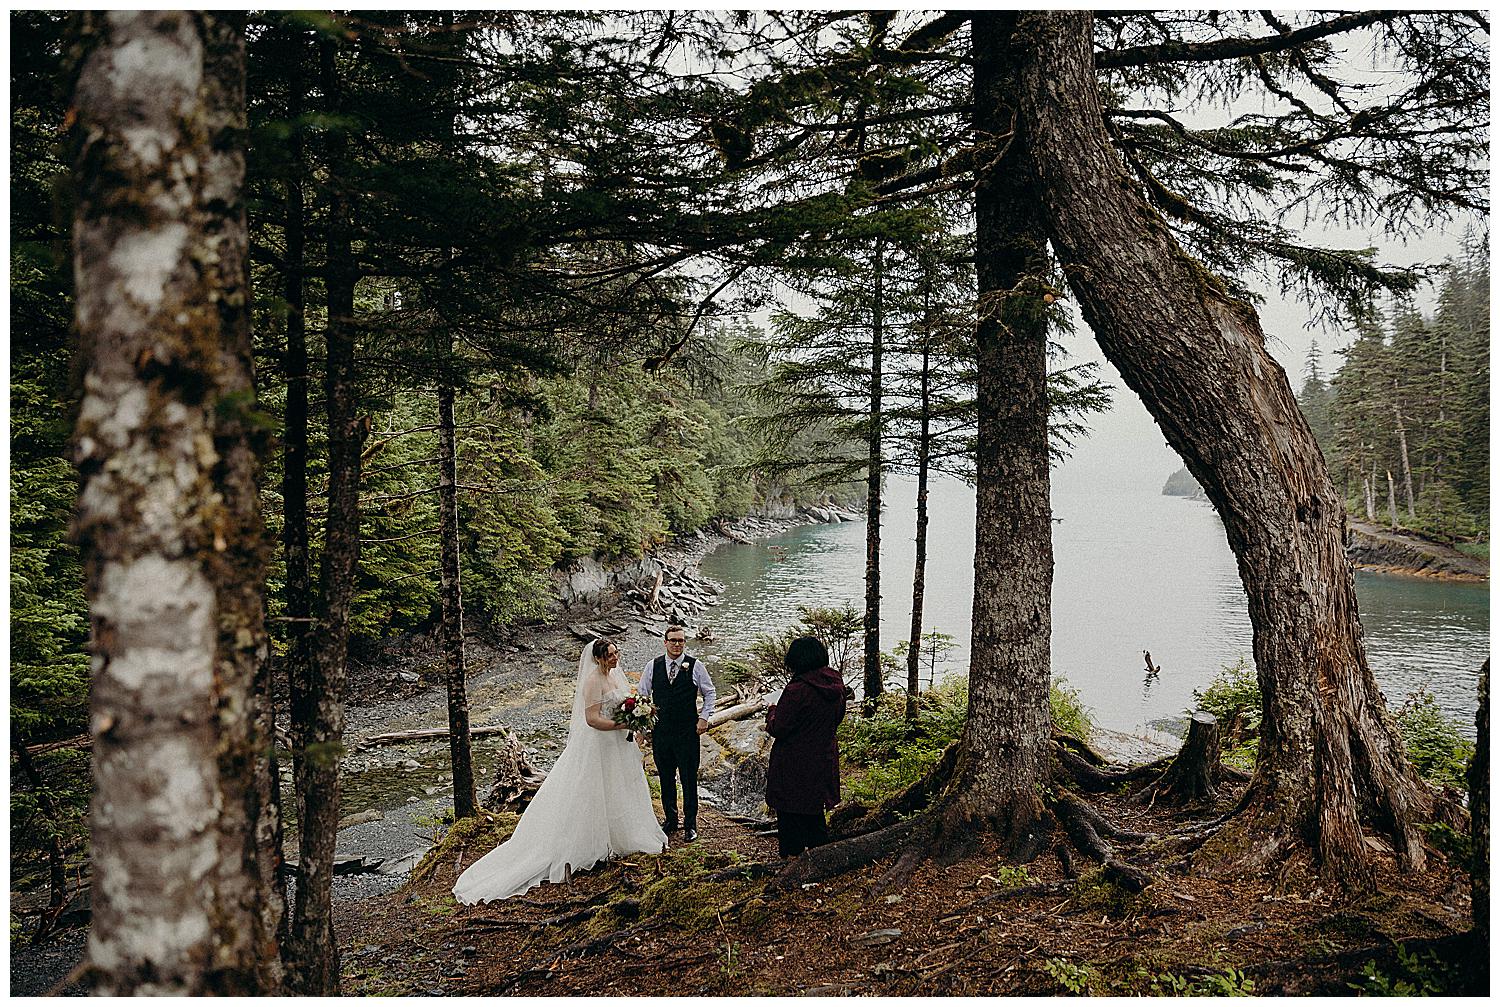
[482,729,545,812]
[360,724,521,747]
[705,696,767,730]
[23,734,91,757]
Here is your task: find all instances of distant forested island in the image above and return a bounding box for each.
[1161,466,1207,500]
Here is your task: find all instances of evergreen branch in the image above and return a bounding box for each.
[1095,11,1402,69]
[360,528,440,544]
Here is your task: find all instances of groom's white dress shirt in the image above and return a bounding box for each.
[637,654,717,721]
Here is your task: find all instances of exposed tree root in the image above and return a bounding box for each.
[1053,742,1170,792]
[780,739,1169,895]
[777,813,937,891]
[830,743,959,841]
[1052,729,1108,766]
[1047,789,1155,891]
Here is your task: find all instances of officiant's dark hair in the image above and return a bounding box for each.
[784,636,829,677]
[591,637,615,663]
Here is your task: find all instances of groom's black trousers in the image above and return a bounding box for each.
[652,728,700,829]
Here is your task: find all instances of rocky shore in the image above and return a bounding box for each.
[1347,520,1488,582]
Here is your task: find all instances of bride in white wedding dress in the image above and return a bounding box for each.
[453,638,667,903]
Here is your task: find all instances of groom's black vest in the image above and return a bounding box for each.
[651,654,699,734]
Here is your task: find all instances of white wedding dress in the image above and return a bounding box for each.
[452,645,667,903]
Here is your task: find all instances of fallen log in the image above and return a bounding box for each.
[360,724,524,747]
[23,734,91,757]
[705,696,768,730]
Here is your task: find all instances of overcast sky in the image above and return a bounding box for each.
[1051,189,1477,498]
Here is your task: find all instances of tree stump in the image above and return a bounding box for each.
[1143,711,1221,806]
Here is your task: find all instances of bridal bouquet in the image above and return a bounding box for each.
[604,691,657,739]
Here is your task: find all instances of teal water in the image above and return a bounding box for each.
[699,474,1490,735]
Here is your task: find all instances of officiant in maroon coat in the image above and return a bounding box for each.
[765,636,847,857]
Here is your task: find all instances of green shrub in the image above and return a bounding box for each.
[1392,688,1475,791]
[1455,541,1489,561]
[1050,676,1094,741]
[1192,657,1261,734]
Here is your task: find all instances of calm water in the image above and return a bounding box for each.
[700,474,1490,736]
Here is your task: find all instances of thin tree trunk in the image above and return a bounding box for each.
[1388,470,1400,531]
[431,14,477,818]
[12,741,67,941]
[287,36,363,996]
[938,10,1054,860]
[439,383,477,819]
[1393,389,1416,519]
[70,12,277,992]
[906,324,932,723]
[1016,10,1430,889]
[863,239,885,712]
[1471,661,1489,960]
[266,19,312,963]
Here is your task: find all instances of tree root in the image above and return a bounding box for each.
[1052,728,1108,766]
[830,742,959,840]
[702,861,781,883]
[1047,789,1156,892]
[1053,742,1171,792]
[784,737,1170,894]
[777,813,937,890]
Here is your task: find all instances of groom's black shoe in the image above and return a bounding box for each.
[683,827,698,842]
[661,819,680,832]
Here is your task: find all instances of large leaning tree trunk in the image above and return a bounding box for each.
[70,12,281,993]
[1015,11,1430,889]
[286,35,365,996]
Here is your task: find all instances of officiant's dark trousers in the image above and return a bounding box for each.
[653,729,700,829]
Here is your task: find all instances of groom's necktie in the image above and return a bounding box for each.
[667,659,679,684]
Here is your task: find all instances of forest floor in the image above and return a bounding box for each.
[338,781,1481,997]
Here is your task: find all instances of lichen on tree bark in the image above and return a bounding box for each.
[70,11,279,994]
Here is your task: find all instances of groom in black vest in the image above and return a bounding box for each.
[637,624,716,842]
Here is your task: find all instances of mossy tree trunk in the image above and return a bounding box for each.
[938,10,1055,860]
[70,11,281,993]
[1015,10,1429,889]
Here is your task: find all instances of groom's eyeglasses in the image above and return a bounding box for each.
[665,637,686,645]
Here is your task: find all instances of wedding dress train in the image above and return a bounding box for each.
[452,646,666,903]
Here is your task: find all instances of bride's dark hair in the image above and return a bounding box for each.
[590,637,614,664]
